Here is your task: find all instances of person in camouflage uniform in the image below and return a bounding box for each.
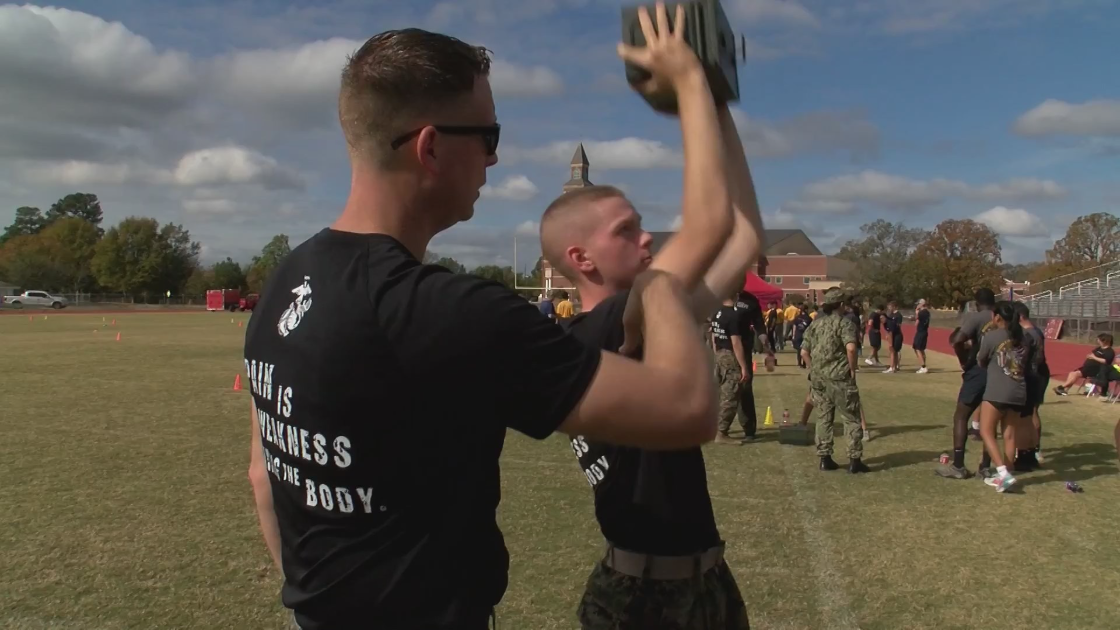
[800,288,871,473]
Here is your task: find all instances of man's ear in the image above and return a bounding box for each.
[415,126,440,174]
[567,246,594,273]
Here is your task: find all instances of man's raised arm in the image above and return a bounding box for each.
[618,4,733,292]
[689,105,765,318]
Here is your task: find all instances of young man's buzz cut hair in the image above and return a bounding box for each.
[339,28,492,166]
[539,185,629,281]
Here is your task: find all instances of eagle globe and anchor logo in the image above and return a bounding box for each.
[278,275,313,337]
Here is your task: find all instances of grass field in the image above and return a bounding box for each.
[3,311,1120,630]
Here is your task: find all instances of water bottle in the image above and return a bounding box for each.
[782,409,790,424]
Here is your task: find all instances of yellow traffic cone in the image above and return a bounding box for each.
[764,406,774,426]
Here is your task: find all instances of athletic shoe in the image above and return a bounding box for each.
[884,368,896,373]
[916,367,928,374]
[1054,386,1067,396]
[977,466,996,480]
[984,473,1017,493]
[864,358,874,366]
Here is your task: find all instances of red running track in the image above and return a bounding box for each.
[898,323,1089,381]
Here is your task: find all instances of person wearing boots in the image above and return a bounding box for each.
[799,288,870,473]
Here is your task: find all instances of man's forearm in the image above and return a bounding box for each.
[688,107,764,318]
[650,70,732,290]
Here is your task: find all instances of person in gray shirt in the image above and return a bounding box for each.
[936,288,996,479]
[975,300,1035,493]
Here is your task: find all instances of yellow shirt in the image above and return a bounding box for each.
[556,300,574,319]
[784,305,799,321]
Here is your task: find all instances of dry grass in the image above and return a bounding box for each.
[1,312,1119,629]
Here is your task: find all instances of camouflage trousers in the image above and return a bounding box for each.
[577,556,750,629]
[714,350,744,435]
[810,378,864,459]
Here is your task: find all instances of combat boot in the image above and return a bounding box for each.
[819,455,839,471]
[848,458,870,474]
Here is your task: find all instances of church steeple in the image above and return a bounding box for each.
[562,143,592,192]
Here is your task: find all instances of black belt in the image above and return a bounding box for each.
[602,542,725,580]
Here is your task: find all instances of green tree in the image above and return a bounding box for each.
[92,217,200,297]
[183,267,214,296]
[0,206,47,245]
[212,257,247,292]
[835,219,928,306]
[36,217,101,292]
[0,234,67,290]
[1046,212,1120,269]
[46,193,104,235]
[470,264,516,288]
[911,219,1003,310]
[433,256,466,274]
[247,234,292,293]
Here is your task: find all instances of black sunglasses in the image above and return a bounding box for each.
[390,124,501,156]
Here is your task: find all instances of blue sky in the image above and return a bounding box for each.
[1,0,1118,271]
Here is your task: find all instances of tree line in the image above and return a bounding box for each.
[0,193,291,301]
[835,212,1120,310]
[0,192,546,300]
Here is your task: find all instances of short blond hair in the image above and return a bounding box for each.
[539,185,628,279]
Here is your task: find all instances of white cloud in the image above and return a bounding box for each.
[480,175,540,201]
[18,160,171,186]
[780,200,859,214]
[1013,99,1120,137]
[173,146,306,190]
[795,170,1067,211]
[183,199,238,215]
[501,138,682,169]
[489,59,564,97]
[973,206,1050,238]
[729,0,819,27]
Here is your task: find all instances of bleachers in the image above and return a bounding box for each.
[1023,268,1120,320]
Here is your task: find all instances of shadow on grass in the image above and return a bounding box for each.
[862,449,943,471]
[866,424,943,439]
[1018,442,1120,487]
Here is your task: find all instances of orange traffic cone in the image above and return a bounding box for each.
[111,319,116,326]
[233,374,242,391]
[115,332,121,342]
[28,316,32,322]
[238,320,243,328]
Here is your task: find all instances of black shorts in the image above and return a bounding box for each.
[869,333,881,350]
[891,334,904,352]
[985,400,1032,418]
[912,332,928,351]
[957,365,987,407]
[1080,362,1101,378]
[1026,372,1047,407]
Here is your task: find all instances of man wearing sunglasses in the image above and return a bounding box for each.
[244,25,724,630]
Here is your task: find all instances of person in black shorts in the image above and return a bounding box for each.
[539,7,765,627]
[883,301,904,373]
[1014,301,1046,470]
[242,27,723,630]
[864,304,884,366]
[909,298,931,373]
[1053,333,1115,396]
[936,287,997,479]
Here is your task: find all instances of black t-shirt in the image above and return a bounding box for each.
[710,305,742,351]
[868,312,883,336]
[563,291,720,556]
[734,292,766,347]
[242,229,602,629]
[843,311,861,341]
[916,310,931,335]
[885,312,904,338]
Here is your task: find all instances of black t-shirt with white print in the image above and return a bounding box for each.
[710,304,742,352]
[562,290,721,557]
[243,229,602,630]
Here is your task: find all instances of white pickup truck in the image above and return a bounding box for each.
[2,290,69,309]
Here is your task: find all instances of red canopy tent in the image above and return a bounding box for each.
[742,272,784,304]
